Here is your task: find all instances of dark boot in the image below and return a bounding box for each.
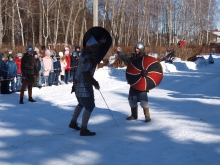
[143,108,151,122]
[28,97,36,102]
[69,121,81,130]
[80,128,96,136]
[19,97,24,104]
[126,107,138,120]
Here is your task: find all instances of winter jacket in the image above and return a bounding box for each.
[21,52,38,83]
[5,60,17,78]
[70,54,79,70]
[35,58,41,72]
[15,57,22,74]
[51,56,57,73]
[43,56,52,76]
[60,59,67,76]
[65,55,71,71]
[54,55,61,73]
[0,53,7,78]
[208,54,214,64]
[39,61,44,74]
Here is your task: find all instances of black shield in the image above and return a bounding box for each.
[83,26,112,63]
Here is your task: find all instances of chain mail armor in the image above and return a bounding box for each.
[74,53,96,97]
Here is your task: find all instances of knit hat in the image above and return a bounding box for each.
[59,52,63,57]
[8,55,13,59]
[16,53,22,57]
[72,51,77,56]
[65,47,69,51]
[26,45,34,54]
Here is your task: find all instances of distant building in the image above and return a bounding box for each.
[209,29,220,45]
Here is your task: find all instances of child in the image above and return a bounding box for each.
[6,55,17,92]
[15,53,22,91]
[59,52,67,84]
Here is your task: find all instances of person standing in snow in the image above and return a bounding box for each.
[19,46,39,104]
[68,36,100,136]
[53,53,61,86]
[64,48,71,84]
[208,54,214,64]
[69,51,79,82]
[59,52,67,84]
[38,56,44,88]
[15,53,23,92]
[117,42,151,122]
[5,54,17,92]
[43,49,52,86]
[0,53,10,94]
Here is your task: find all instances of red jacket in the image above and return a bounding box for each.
[15,57,22,74]
[180,41,186,47]
[65,55,71,71]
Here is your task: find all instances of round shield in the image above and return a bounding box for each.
[126,56,163,91]
[83,26,112,63]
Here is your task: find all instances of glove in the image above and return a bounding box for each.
[71,84,75,94]
[94,81,100,90]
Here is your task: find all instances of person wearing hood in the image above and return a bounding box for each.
[74,45,81,56]
[6,54,17,92]
[53,53,61,86]
[15,53,23,91]
[19,46,39,104]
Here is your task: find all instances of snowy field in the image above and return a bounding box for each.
[0,54,220,165]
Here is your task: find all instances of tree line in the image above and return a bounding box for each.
[0,0,219,50]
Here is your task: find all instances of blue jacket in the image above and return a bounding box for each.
[6,60,17,78]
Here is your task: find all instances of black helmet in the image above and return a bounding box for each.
[26,45,34,54]
[134,42,145,54]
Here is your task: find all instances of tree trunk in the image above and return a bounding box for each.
[39,0,43,45]
[12,0,15,49]
[16,0,24,46]
[64,2,74,44]
[0,0,3,48]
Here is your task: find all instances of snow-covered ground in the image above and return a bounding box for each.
[0,54,220,165]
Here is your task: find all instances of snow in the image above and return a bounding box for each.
[1,54,220,165]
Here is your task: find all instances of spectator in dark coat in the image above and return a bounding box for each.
[0,53,9,94]
[53,54,61,85]
[6,55,17,92]
[19,46,39,104]
[69,51,79,82]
